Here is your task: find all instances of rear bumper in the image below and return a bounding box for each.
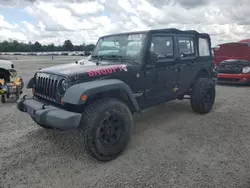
[217,73,250,84]
[17,96,82,129]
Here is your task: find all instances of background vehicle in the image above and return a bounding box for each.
[0,59,23,101]
[0,58,16,82]
[17,28,217,161]
[213,40,250,84]
[213,41,250,66]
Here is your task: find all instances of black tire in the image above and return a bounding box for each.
[190,78,216,114]
[31,117,52,129]
[81,98,133,161]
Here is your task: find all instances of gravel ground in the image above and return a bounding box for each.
[0,56,250,188]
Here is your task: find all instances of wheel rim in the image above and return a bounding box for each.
[203,88,214,108]
[98,113,125,147]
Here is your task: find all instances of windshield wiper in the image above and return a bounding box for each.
[119,57,140,64]
[91,55,106,65]
[101,55,123,60]
[92,55,139,64]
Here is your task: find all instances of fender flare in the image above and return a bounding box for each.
[27,77,35,88]
[62,79,140,112]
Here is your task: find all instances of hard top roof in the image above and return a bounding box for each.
[101,28,210,38]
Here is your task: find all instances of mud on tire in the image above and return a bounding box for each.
[80,98,133,161]
[190,78,216,114]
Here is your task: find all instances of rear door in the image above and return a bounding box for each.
[176,35,212,94]
[175,35,198,94]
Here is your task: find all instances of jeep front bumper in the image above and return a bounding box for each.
[17,96,82,129]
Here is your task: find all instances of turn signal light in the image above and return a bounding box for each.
[81,94,87,101]
[60,97,64,105]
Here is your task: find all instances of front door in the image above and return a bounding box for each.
[144,33,179,104]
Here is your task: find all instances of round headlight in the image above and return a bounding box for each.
[58,79,67,95]
[242,66,250,73]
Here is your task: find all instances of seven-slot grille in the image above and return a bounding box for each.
[34,74,58,101]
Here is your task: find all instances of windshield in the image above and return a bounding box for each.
[92,33,146,60]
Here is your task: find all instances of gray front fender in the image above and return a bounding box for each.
[62,79,140,112]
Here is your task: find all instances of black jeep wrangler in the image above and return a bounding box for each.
[17,28,217,161]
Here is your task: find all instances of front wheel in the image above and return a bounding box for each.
[190,78,216,114]
[80,98,133,161]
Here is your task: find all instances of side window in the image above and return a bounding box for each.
[126,41,142,56]
[178,36,195,58]
[199,38,210,56]
[150,35,174,60]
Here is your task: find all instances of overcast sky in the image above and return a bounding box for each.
[0,0,249,46]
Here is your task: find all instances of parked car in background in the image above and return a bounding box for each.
[213,41,250,66]
[213,40,250,85]
[0,58,16,82]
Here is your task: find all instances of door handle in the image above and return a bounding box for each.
[188,61,196,66]
[172,65,179,71]
[146,70,153,75]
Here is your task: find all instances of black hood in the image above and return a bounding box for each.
[37,59,130,78]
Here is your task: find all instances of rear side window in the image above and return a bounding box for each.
[199,38,210,56]
[178,36,195,58]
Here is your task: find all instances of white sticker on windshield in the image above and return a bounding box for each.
[128,34,142,40]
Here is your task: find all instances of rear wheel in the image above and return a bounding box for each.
[190,78,216,114]
[80,98,133,161]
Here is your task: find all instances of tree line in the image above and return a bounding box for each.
[0,39,96,52]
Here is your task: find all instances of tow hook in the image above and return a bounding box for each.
[22,94,27,99]
[42,104,49,109]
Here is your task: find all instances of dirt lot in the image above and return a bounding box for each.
[0,56,250,188]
